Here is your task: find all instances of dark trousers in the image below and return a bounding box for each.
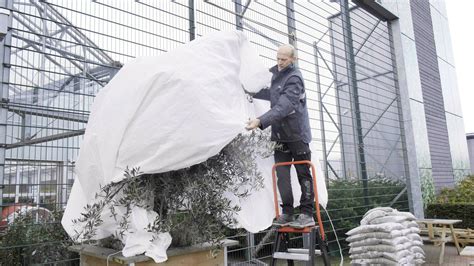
[274,141,314,216]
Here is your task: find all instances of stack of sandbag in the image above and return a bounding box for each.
[346,207,425,265]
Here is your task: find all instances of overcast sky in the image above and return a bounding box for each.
[445,1,474,134]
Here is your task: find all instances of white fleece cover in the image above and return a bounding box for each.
[61,30,328,263]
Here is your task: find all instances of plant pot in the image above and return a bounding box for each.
[69,239,238,266]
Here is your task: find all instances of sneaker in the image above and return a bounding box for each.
[289,214,315,229]
[272,214,294,227]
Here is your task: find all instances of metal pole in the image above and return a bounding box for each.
[245,232,255,262]
[41,1,47,91]
[314,42,329,183]
[328,20,347,179]
[14,170,20,203]
[234,0,243,30]
[339,0,369,205]
[0,0,13,214]
[303,233,311,266]
[286,0,296,48]
[188,0,195,41]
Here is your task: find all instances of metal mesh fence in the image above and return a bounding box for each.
[0,0,409,264]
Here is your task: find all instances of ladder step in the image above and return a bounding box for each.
[288,248,321,255]
[273,252,310,261]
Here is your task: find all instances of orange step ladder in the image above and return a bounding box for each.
[270,160,330,266]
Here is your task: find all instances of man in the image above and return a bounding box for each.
[246,44,314,228]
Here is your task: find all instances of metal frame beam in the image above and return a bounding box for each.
[352,0,397,22]
[5,129,85,149]
[321,103,341,133]
[340,0,369,205]
[234,0,251,31]
[328,7,389,88]
[314,42,329,182]
[11,29,107,87]
[362,96,397,139]
[4,1,121,150]
[206,1,282,48]
[285,0,296,47]
[327,134,340,157]
[4,103,88,123]
[354,19,380,56]
[0,0,13,214]
[378,135,402,174]
[240,0,251,17]
[242,21,280,47]
[389,186,407,207]
[313,37,349,180]
[365,151,401,179]
[329,19,347,179]
[31,1,114,64]
[327,161,341,179]
[189,0,195,40]
[327,9,401,182]
[313,41,347,182]
[336,70,393,87]
[328,4,391,184]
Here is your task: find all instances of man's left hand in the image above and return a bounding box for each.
[246,118,261,130]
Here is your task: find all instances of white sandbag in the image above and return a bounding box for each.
[360,210,387,225]
[385,250,412,261]
[346,223,404,236]
[398,255,415,265]
[362,209,416,225]
[390,211,416,220]
[401,220,419,228]
[350,251,396,260]
[350,207,422,266]
[347,232,391,242]
[407,233,422,242]
[409,227,421,234]
[352,258,398,265]
[347,227,418,243]
[370,215,409,225]
[349,236,411,247]
[350,250,411,261]
[362,207,395,218]
[410,246,425,255]
[414,258,425,264]
[349,242,414,254]
[413,252,425,260]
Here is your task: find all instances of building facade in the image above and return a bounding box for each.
[379,0,471,215]
[467,133,474,174]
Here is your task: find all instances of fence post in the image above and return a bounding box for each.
[0,0,13,214]
[339,0,369,206]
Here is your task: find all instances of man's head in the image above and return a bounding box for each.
[277,44,296,71]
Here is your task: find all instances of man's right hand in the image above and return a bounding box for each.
[245,118,261,130]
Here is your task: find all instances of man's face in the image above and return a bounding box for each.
[277,48,294,71]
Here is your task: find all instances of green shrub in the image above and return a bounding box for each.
[436,175,474,203]
[424,175,474,229]
[425,203,474,229]
[0,209,78,265]
[420,168,435,206]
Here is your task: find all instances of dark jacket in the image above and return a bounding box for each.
[254,64,312,143]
